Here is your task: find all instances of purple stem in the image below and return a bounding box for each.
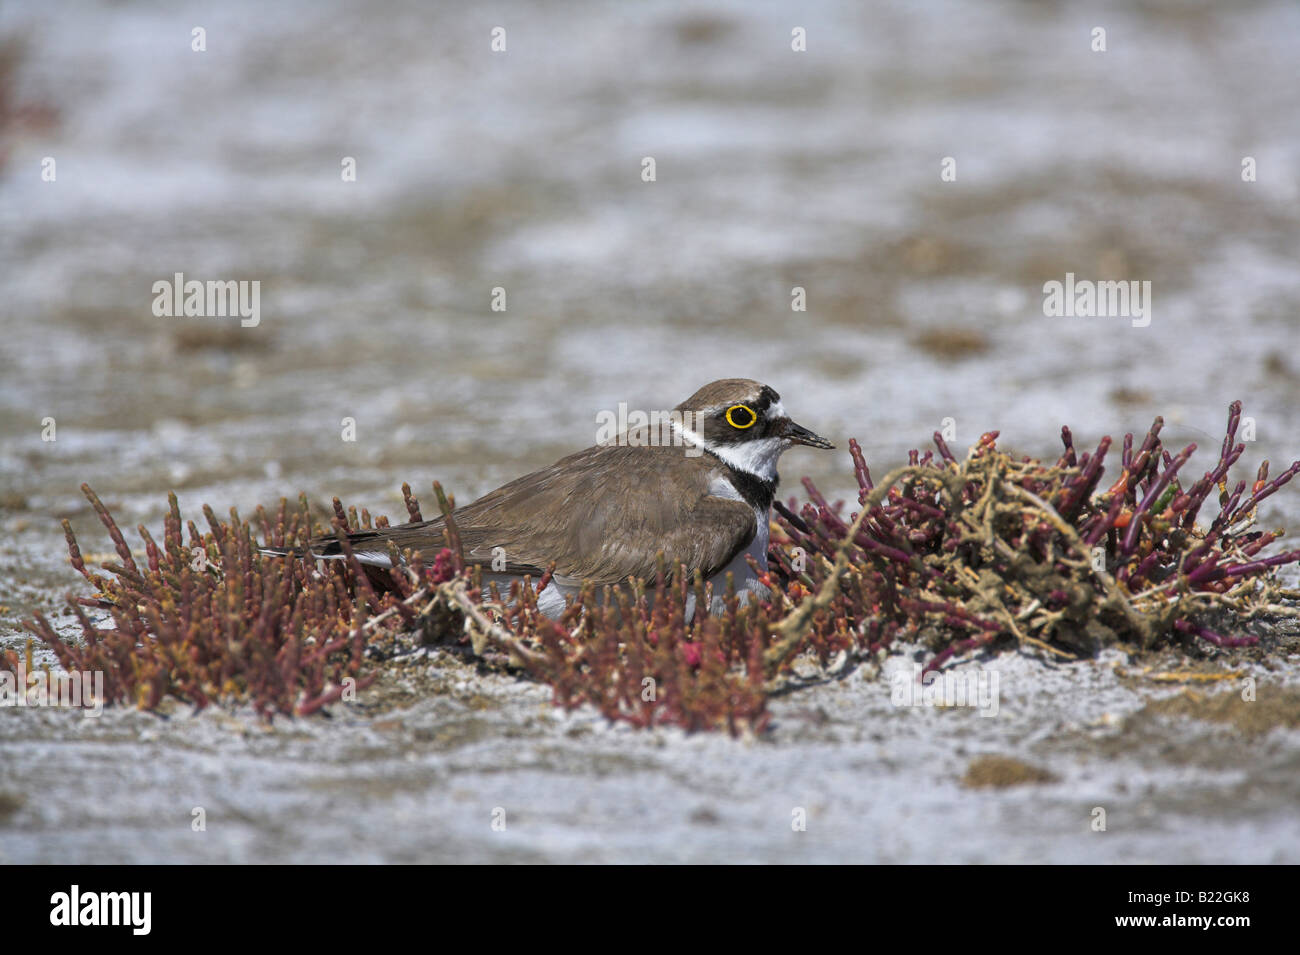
[933,432,957,465]
[1059,426,1077,467]
[1210,549,1300,581]
[1174,618,1256,648]
[1229,460,1300,525]
[1120,443,1195,556]
[1083,484,1129,546]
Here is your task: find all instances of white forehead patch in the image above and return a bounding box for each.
[766,400,787,420]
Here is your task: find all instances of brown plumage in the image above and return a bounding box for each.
[312,440,757,585]
[265,379,834,607]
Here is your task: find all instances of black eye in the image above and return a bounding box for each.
[725,404,757,429]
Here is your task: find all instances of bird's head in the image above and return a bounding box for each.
[674,378,834,480]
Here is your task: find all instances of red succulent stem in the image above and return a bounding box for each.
[1120,443,1195,556]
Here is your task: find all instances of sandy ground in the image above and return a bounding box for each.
[4,635,1299,864]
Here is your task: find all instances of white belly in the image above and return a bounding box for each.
[482,518,770,623]
[484,473,771,622]
[481,573,577,619]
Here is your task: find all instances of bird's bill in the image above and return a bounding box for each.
[782,419,835,450]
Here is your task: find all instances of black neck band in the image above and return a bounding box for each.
[706,450,778,511]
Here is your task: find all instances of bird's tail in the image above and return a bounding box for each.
[258,525,403,565]
[259,541,404,593]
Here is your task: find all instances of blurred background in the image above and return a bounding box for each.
[4,0,1300,626]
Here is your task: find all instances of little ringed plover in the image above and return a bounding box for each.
[263,378,833,617]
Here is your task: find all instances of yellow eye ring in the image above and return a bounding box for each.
[725,404,757,429]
